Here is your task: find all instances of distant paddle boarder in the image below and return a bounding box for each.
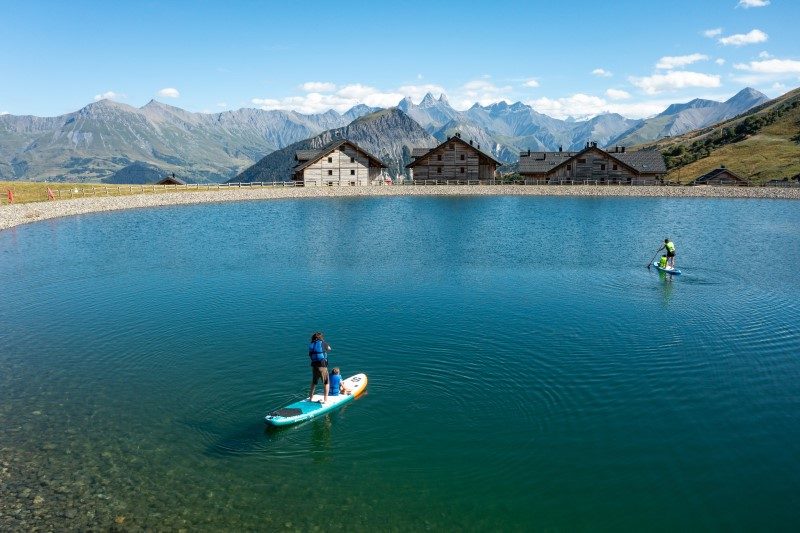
[308,332,332,404]
[657,238,676,269]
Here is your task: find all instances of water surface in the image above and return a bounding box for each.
[1,196,799,530]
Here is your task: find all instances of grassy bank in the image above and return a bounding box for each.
[0,181,244,205]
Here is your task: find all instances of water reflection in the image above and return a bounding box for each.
[310,417,332,463]
[659,270,674,307]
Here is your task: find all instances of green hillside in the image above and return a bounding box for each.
[650,87,800,184]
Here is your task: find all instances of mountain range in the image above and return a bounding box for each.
[0,88,772,182]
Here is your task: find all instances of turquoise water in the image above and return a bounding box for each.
[1,196,799,530]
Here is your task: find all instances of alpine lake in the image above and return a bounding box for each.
[1,195,799,531]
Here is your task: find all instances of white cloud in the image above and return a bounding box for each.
[93,91,125,101]
[605,89,631,100]
[630,71,721,94]
[0,110,8,115]
[772,82,786,91]
[734,58,800,74]
[157,87,180,98]
[758,51,772,59]
[216,102,228,108]
[716,58,726,65]
[703,28,723,38]
[656,53,709,70]
[523,79,540,88]
[526,93,675,120]
[528,94,607,119]
[453,79,513,108]
[396,84,448,101]
[253,83,414,114]
[592,68,612,77]
[719,29,768,46]
[301,81,336,93]
[738,0,769,8]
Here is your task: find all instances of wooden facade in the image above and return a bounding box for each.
[691,167,748,186]
[518,143,666,183]
[294,140,386,186]
[407,134,501,181]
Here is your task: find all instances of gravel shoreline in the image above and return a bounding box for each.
[2,185,799,232]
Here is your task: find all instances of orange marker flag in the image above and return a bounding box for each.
[6,190,13,204]
[47,187,55,200]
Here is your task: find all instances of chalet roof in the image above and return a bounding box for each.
[518,146,666,175]
[518,152,577,173]
[692,167,748,184]
[156,175,186,185]
[293,139,387,172]
[615,150,667,174]
[406,135,502,168]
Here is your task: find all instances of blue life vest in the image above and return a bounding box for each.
[309,340,327,363]
[329,374,341,396]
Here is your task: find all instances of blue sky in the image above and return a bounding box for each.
[1,0,798,119]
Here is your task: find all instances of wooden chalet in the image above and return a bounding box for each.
[517,142,666,184]
[407,133,501,181]
[293,139,387,186]
[765,173,800,187]
[691,166,748,186]
[156,174,186,185]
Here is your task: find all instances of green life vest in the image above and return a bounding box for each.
[665,241,675,253]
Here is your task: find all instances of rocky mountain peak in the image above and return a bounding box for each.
[419,92,438,107]
[726,87,769,106]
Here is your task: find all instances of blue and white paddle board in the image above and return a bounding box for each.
[653,262,682,275]
[264,373,368,427]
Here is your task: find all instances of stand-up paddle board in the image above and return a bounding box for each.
[265,373,368,427]
[653,262,682,275]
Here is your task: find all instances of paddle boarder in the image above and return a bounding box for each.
[657,238,676,269]
[308,332,332,404]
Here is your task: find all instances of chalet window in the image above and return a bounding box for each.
[578,158,586,164]
[613,164,618,170]
[350,169,355,175]
[350,157,355,163]
[449,144,454,150]
[567,164,571,171]
[600,164,606,171]
[460,154,465,161]
[437,154,442,161]
[437,167,442,174]
[327,170,333,176]
[460,167,465,174]
[328,157,333,163]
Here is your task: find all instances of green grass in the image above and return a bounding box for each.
[0,181,234,205]
[648,87,800,184]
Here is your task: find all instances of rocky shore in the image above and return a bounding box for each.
[2,184,799,232]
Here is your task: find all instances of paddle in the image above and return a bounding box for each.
[646,248,662,269]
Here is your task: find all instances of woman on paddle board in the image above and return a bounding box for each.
[308,332,332,404]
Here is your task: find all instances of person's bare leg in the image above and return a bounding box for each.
[323,382,329,403]
[309,381,315,401]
